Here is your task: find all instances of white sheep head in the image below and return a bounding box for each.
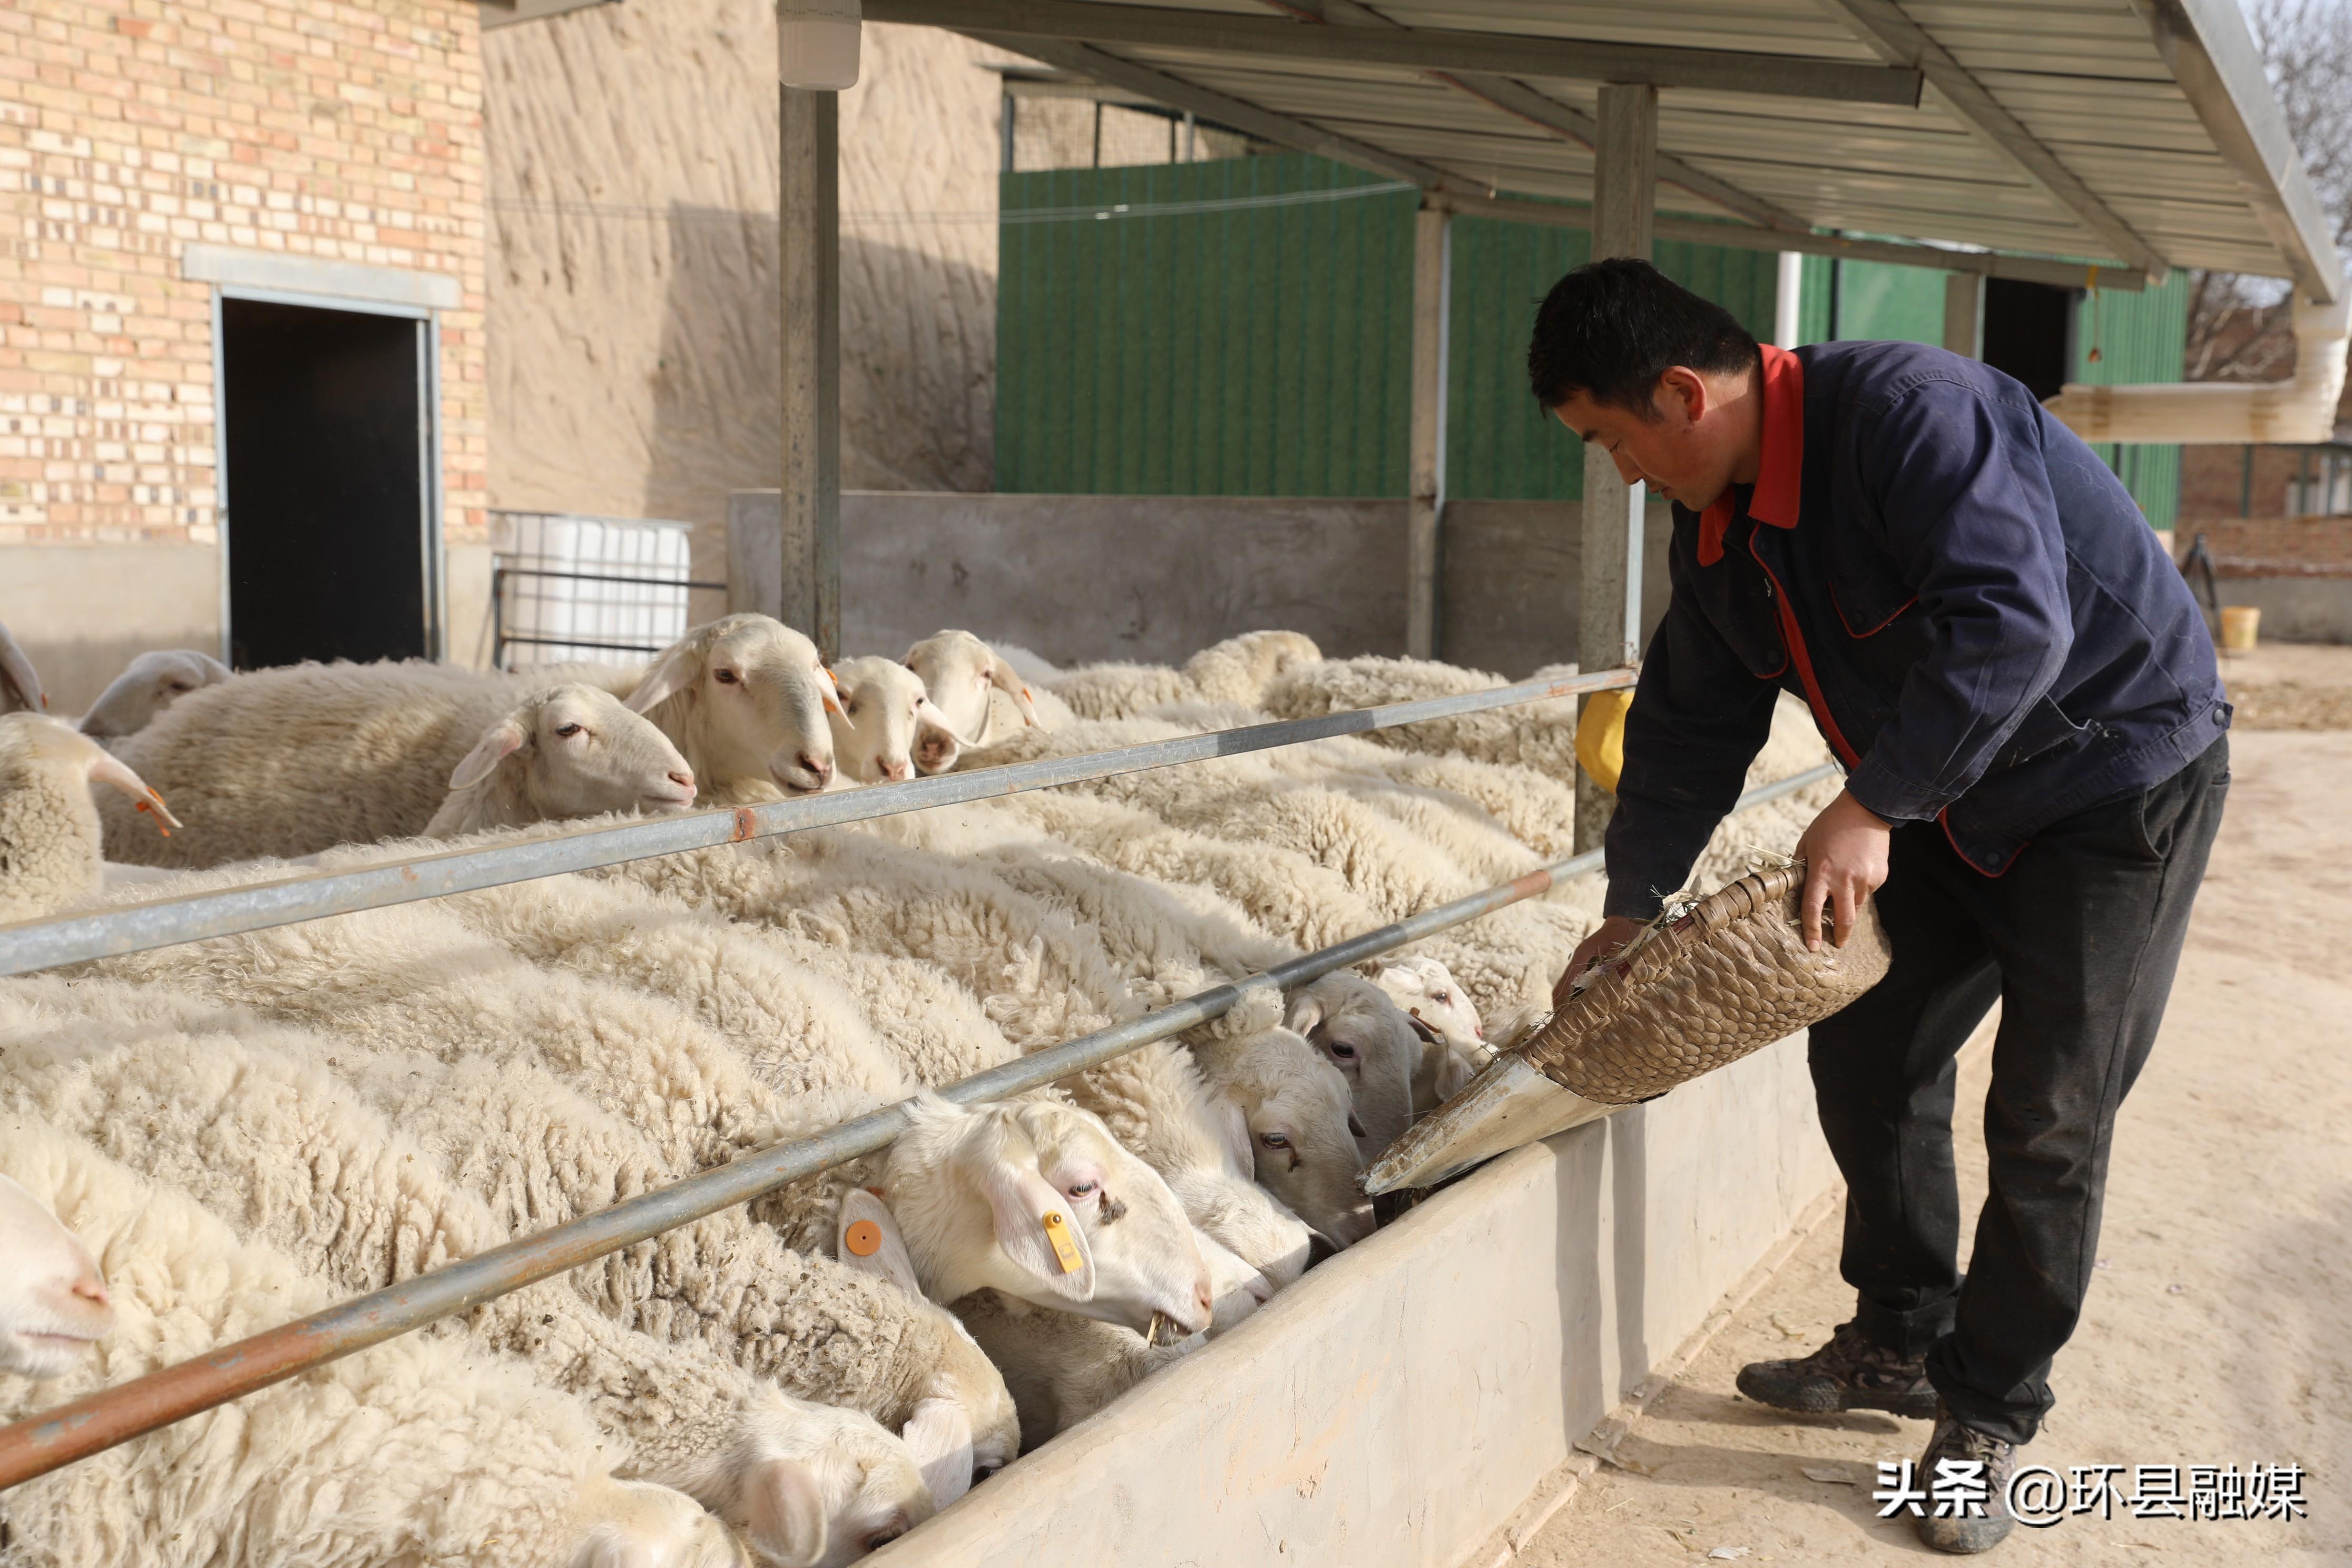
[670,1384,936,1568]
[564,1476,749,1568]
[1,714,182,921]
[879,1095,1213,1341]
[1195,1227,1276,1335]
[833,1189,1023,1502]
[1283,971,1419,1157]
[0,619,44,716]
[0,1168,114,1379]
[825,656,974,785]
[439,684,697,830]
[76,649,232,741]
[1198,1026,1374,1250]
[1366,955,1492,1111]
[901,630,1038,773]
[625,615,841,796]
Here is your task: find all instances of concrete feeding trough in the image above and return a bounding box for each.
[873,1033,1837,1567]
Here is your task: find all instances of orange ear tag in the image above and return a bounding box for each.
[1041,1210,1084,1275]
[843,1219,883,1258]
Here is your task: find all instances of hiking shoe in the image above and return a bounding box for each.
[1735,1317,1940,1418]
[1914,1402,2016,1554]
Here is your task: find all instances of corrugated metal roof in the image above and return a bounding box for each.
[883,0,2343,295]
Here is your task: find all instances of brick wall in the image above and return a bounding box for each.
[2187,517,2352,578]
[2178,443,2316,525]
[0,0,485,547]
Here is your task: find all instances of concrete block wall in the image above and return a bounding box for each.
[873,1033,1840,1568]
[737,491,1673,677]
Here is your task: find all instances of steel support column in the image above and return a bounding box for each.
[1576,82,1655,855]
[779,85,841,659]
[1407,203,1449,660]
[1943,272,1983,358]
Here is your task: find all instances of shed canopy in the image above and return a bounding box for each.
[871,0,2343,299]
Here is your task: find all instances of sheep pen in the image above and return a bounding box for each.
[0,626,1840,1563]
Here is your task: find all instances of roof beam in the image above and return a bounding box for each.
[1818,0,2171,282]
[1439,73,1810,232]
[1428,191,2147,291]
[869,0,1925,106]
[969,32,1491,194]
[1252,1,1812,234]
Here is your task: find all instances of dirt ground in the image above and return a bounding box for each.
[1516,646,2352,1566]
[2217,641,2352,730]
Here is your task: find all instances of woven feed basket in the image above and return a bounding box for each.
[1521,861,1892,1104]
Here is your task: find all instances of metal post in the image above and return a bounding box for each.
[1576,81,1655,855]
[779,85,841,660]
[1942,272,1983,357]
[1001,92,1016,173]
[1773,250,1805,349]
[1406,203,1450,660]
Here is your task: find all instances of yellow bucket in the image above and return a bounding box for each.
[1575,688,1635,794]
[2219,605,2261,652]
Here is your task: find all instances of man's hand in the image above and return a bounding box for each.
[1554,915,1645,1010]
[1792,789,1892,950]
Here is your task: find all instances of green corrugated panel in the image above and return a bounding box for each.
[2073,271,2188,527]
[1000,159,1788,497]
[1439,219,1782,498]
[995,158,2187,513]
[996,158,1416,495]
[1831,259,1948,345]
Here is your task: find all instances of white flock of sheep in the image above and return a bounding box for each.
[0,612,1837,1567]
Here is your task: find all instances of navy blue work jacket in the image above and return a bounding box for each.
[1603,339,2230,920]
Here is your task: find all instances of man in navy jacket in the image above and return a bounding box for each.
[1534,260,2229,1556]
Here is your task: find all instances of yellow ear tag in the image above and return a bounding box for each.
[844,1219,883,1258]
[1041,1210,1084,1275]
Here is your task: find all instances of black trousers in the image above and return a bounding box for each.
[1807,736,2230,1444]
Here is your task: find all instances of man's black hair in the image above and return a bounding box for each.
[1526,257,1760,416]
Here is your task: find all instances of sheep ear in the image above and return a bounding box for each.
[625,643,702,714]
[903,1396,976,1509]
[836,1189,926,1301]
[818,665,845,717]
[449,719,528,790]
[1402,1011,1443,1046]
[0,629,45,713]
[1205,1088,1255,1176]
[85,748,182,833]
[741,1456,828,1568]
[978,1161,1094,1302]
[987,658,1041,727]
[1281,993,1327,1037]
[914,700,977,749]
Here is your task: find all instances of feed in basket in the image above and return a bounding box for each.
[1363,861,1892,1193]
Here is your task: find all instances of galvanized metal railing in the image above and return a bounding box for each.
[0,755,1842,1486]
[0,668,1638,977]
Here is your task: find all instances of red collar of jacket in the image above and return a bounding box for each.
[1698,343,1804,566]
